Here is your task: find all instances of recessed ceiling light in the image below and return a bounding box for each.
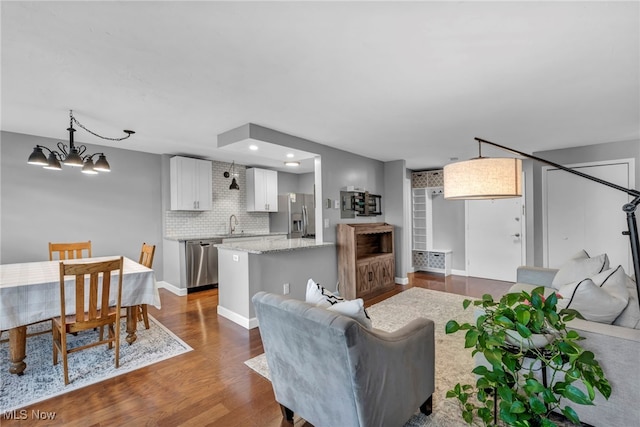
[284,161,300,167]
[249,145,259,151]
[286,153,294,158]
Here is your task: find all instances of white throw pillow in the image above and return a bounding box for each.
[557,272,629,324]
[551,252,609,289]
[305,278,343,308]
[613,275,640,329]
[327,298,373,329]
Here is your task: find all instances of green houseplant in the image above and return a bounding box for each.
[445,287,611,427]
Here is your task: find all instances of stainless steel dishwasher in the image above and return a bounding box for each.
[185,238,222,292]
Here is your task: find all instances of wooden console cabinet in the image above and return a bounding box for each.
[337,223,395,301]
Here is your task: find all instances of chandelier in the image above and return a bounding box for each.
[27,110,135,174]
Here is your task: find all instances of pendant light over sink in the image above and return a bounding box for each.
[27,110,134,174]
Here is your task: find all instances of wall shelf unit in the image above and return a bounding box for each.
[411,170,451,276]
[340,190,382,218]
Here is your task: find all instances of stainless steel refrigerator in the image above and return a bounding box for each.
[270,193,315,238]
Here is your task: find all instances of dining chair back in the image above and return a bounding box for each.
[49,241,92,261]
[137,243,156,329]
[52,256,123,385]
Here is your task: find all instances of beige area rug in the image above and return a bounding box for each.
[245,287,482,427]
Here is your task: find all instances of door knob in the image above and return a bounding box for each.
[511,233,521,237]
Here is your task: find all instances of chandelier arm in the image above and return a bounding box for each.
[70,112,133,142]
[56,141,69,157]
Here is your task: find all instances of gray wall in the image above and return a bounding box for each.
[1,131,164,277]
[276,171,314,195]
[384,160,410,278]
[532,139,640,266]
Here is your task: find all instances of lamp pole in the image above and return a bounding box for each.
[475,137,640,309]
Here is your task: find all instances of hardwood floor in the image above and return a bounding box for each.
[1,273,513,426]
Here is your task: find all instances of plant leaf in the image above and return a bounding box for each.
[529,396,547,414]
[524,378,545,394]
[516,322,532,338]
[445,320,460,334]
[509,400,526,414]
[516,309,531,326]
[562,384,594,405]
[562,406,581,425]
[495,315,515,328]
[465,329,480,348]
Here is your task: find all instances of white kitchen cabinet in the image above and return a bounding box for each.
[246,168,278,212]
[170,156,212,211]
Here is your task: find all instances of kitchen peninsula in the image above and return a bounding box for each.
[216,238,336,328]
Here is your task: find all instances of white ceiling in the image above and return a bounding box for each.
[2,1,639,173]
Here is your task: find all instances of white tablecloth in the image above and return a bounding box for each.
[0,256,161,330]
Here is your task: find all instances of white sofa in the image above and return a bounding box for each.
[512,265,640,427]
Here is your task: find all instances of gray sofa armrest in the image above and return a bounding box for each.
[516,265,558,287]
[562,318,640,426]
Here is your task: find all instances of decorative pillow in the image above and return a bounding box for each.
[327,298,373,329]
[305,278,372,328]
[305,278,343,308]
[613,275,640,329]
[557,270,629,324]
[551,252,609,289]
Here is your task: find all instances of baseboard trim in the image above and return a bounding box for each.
[451,269,467,276]
[395,276,409,285]
[157,281,187,296]
[217,305,258,329]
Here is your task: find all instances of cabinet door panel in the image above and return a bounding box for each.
[381,257,395,286]
[356,262,371,295]
[369,260,382,291]
[246,168,278,212]
[195,159,212,210]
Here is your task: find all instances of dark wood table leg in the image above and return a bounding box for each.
[125,306,137,345]
[9,326,27,375]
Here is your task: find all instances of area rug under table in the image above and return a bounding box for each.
[0,315,192,412]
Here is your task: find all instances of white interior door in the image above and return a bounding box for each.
[466,197,525,282]
[543,161,632,271]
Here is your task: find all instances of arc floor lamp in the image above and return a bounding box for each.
[443,137,640,309]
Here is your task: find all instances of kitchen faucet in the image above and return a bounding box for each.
[229,214,238,235]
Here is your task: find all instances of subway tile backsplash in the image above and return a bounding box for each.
[165,160,270,239]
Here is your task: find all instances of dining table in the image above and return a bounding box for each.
[0,256,161,375]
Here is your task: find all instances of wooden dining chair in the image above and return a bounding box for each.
[137,243,156,329]
[49,241,92,261]
[52,257,123,385]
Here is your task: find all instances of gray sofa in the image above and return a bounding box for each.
[252,291,435,427]
[512,266,640,427]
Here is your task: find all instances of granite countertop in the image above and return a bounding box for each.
[215,238,334,254]
[165,232,287,241]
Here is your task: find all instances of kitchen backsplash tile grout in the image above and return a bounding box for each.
[165,160,270,239]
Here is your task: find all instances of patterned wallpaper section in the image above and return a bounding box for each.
[165,160,270,239]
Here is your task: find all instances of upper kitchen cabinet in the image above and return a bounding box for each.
[170,156,212,211]
[246,167,278,212]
